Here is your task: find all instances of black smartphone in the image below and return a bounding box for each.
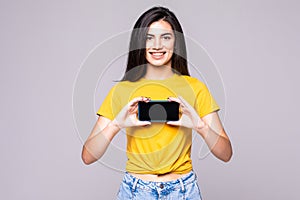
[138,100,180,122]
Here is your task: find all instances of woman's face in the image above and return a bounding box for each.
[145,20,175,67]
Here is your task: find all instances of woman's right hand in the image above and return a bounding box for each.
[112,96,151,129]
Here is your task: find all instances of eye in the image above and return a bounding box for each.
[162,35,171,40]
[146,35,154,40]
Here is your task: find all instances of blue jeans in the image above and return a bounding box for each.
[117,170,202,200]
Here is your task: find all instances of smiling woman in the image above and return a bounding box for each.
[81,6,232,200]
[121,7,189,82]
[145,20,175,68]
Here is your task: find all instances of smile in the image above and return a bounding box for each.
[149,51,167,60]
[149,51,166,55]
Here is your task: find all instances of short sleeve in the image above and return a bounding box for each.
[96,85,121,120]
[195,82,220,118]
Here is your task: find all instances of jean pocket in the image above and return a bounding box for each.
[116,181,133,200]
[183,181,202,200]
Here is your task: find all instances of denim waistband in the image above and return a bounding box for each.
[123,170,197,192]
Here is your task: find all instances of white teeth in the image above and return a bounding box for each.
[152,53,163,56]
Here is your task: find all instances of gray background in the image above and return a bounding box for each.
[1,0,299,199]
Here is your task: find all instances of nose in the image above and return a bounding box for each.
[153,37,162,49]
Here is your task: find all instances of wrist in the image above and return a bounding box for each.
[195,120,209,138]
[110,119,122,130]
[101,120,121,141]
[194,118,205,129]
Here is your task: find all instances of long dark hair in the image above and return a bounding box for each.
[121,6,189,82]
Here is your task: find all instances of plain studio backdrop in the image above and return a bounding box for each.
[1,0,299,199]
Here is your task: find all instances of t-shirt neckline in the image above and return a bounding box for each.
[139,73,179,82]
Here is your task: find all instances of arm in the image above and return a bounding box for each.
[81,97,151,165]
[195,112,232,162]
[81,116,120,165]
[167,96,233,162]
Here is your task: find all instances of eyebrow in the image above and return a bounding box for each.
[146,33,173,37]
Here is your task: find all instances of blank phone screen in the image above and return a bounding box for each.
[138,101,179,122]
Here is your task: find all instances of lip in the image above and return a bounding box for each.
[149,51,166,60]
[149,51,166,54]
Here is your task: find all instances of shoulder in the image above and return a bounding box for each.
[180,75,207,89]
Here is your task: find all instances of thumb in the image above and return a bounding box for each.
[136,121,151,126]
[166,121,181,126]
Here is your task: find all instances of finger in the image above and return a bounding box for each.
[143,96,151,102]
[129,97,143,105]
[136,121,151,126]
[178,96,189,107]
[166,120,181,126]
[129,96,151,106]
[167,96,181,104]
[132,105,138,113]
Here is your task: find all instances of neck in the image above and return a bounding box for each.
[144,64,174,80]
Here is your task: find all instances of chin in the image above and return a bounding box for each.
[150,61,169,67]
[146,54,172,67]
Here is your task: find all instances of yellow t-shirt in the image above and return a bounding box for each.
[97,74,219,174]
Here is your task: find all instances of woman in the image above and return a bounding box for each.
[82,6,232,199]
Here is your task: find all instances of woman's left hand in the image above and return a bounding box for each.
[167,96,205,129]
